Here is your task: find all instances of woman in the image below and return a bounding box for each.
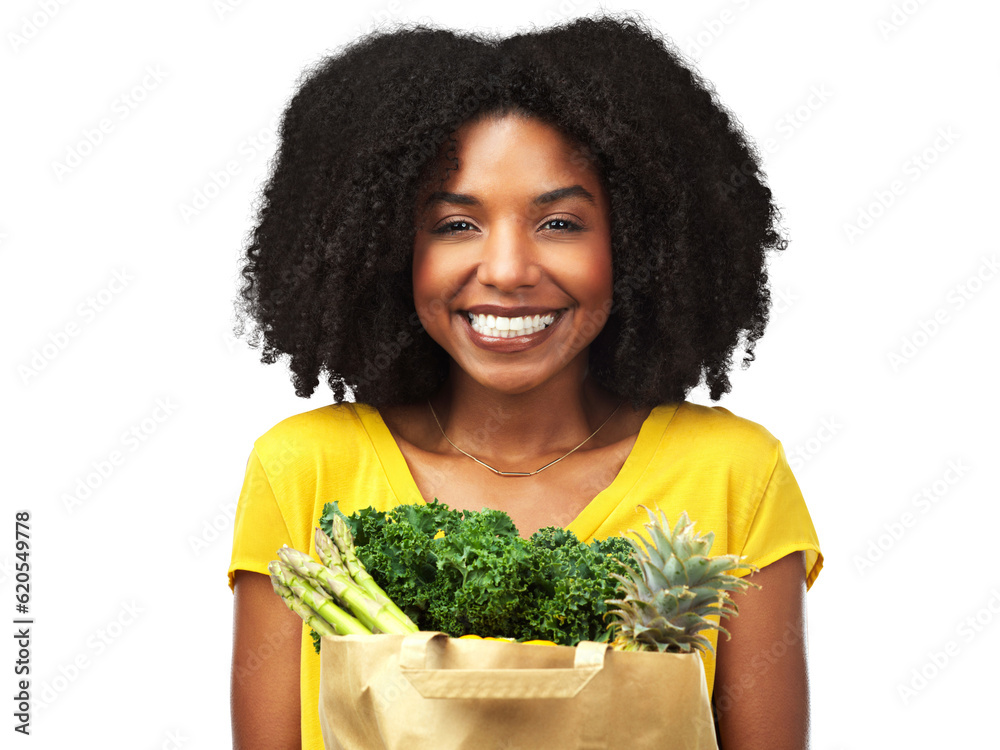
[229,14,822,749]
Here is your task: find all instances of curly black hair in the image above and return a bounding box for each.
[233,12,787,409]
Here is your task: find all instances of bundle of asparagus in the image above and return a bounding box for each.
[268,514,419,637]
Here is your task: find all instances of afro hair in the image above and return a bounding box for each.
[233,12,787,409]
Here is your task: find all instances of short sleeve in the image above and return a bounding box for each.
[738,440,824,591]
[227,447,294,591]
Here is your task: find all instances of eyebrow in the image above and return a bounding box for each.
[422,184,596,209]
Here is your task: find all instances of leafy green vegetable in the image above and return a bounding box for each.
[319,499,633,646]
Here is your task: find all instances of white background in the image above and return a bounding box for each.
[3,0,998,747]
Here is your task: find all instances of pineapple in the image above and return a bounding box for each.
[606,506,760,655]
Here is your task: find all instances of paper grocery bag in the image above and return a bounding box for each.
[318,631,719,750]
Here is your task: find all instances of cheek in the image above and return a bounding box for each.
[411,248,430,303]
[576,246,614,304]
[411,247,458,325]
[564,244,614,336]
[411,239,441,296]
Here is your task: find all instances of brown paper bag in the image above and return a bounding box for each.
[319,631,719,750]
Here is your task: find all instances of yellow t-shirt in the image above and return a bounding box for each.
[228,400,823,749]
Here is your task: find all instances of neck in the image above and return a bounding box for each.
[428,360,621,468]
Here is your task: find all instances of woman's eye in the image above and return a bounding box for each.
[430,218,582,235]
[541,218,582,232]
[431,220,476,235]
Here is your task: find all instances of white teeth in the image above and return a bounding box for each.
[467,312,558,337]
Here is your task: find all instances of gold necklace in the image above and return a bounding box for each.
[426,398,625,477]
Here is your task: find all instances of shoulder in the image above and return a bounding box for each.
[671,401,781,455]
[251,402,376,475]
[657,401,787,491]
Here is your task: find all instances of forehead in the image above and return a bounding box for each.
[453,113,583,160]
[418,113,603,201]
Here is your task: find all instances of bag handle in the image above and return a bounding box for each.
[398,631,609,699]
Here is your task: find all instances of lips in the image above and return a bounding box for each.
[464,305,565,317]
[466,311,557,336]
[459,308,564,353]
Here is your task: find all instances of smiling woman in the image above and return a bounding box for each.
[412,114,614,398]
[228,12,822,750]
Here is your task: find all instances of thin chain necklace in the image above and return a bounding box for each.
[426,398,625,477]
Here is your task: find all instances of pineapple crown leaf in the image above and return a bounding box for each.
[608,569,656,601]
[663,553,689,587]
[646,525,676,563]
[713,621,736,644]
[605,506,765,657]
[691,556,746,584]
[693,532,714,557]
[637,505,715,558]
[640,558,677,590]
[690,634,715,656]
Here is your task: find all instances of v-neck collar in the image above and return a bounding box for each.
[350,401,682,541]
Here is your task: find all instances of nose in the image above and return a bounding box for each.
[475,223,542,291]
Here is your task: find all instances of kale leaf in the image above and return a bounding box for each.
[319,499,631,645]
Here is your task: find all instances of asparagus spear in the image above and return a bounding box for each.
[270,578,338,638]
[323,519,417,631]
[278,546,416,634]
[314,526,344,570]
[277,544,342,599]
[268,560,371,636]
[315,527,418,632]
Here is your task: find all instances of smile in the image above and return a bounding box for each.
[465,311,559,338]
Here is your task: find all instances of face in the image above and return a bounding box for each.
[412,113,613,396]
